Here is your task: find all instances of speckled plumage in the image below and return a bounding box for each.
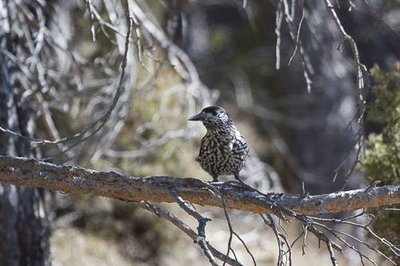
[189,106,249,181]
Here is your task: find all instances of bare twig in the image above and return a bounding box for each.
[221,195,236,266]
[275,1,283,70]
[127,0,211,104]
[138,201,241,266]
[261,214,292,266]
[54,0,133,158]
[324,0,366,93]
[277,0,314,92]
[326,241,338,266]
[288,5,306,66]
[0,0,134,159]
[324,0,368,180]
[193,182,255,266]
[174,196,218,266]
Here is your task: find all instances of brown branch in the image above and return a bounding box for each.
[0,156,399,216]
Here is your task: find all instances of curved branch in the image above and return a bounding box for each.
[0,155,398,216]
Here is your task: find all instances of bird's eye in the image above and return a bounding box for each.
[211,111,217,116]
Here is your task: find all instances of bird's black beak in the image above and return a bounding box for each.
[188,112,206,121]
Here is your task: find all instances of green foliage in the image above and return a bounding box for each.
[360,64,400,263]
[362,64,400,185]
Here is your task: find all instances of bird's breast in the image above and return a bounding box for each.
[195,120,249,177]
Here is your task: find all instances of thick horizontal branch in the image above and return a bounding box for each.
[0,156,399,215]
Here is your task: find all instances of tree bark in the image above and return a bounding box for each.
[0,1,50,265]
[0,155,398,216]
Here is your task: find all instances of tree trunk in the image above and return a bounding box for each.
[0,1,51,265]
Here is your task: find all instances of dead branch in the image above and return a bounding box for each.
[174,196,218,266]
[0,155,398,216]
[138,201,241,266]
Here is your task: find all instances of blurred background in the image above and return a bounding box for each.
[2,0,400,265]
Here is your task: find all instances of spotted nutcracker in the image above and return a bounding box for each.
[189,106,249,182]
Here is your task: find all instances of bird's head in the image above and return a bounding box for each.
[188,106,233,131]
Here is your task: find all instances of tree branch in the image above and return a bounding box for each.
[138,201,241,266]
[0,156,399,216]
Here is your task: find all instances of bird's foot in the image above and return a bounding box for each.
[234,174,246,185]
[208,181,224,185]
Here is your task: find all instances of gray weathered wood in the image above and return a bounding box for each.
[0,155,398,215]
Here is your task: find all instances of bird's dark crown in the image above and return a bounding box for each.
[201,106,226,115]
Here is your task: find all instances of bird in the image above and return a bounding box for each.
[188,106,249,182]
